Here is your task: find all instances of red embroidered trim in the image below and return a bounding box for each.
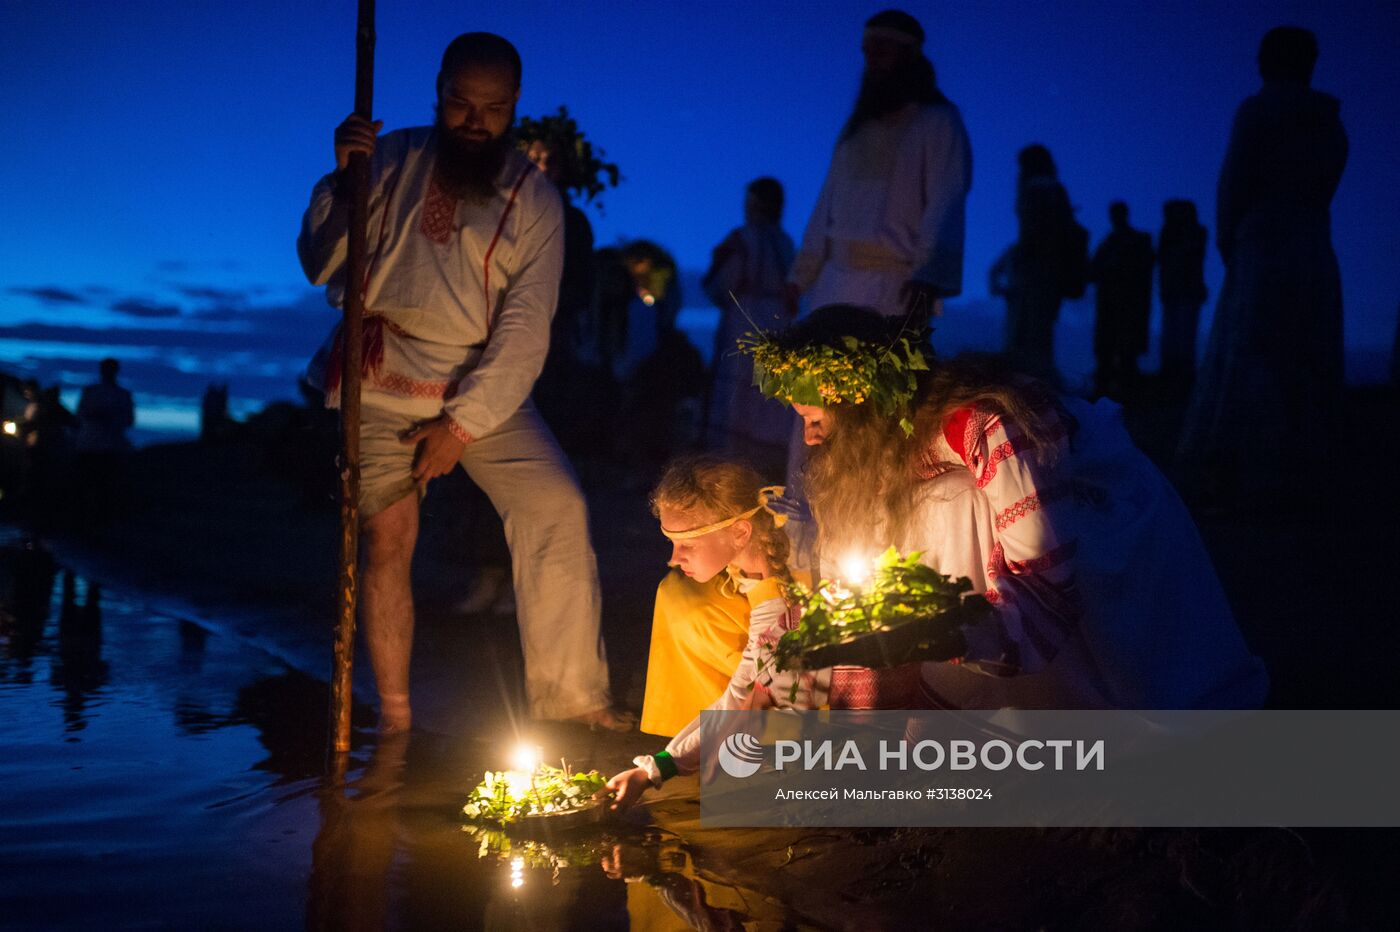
[964,409,999,463]
[995,483,1077,530]
[915,450,956,480]
[990,540,1076,580]
[782,603,803,632]
[994,492,1042,531]
[444,417,474,445]
[370,370,457,399]
[983,587,1002,604]
[976,439,1020,488]
[482,166,534,331]
[1002,540,1078,577]
[828,664,923,710]
[419,173,456,245]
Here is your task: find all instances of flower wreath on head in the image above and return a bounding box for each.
[737,326,931,437]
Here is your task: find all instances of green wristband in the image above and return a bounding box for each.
[653,750,679,781]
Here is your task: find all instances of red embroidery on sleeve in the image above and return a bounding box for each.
[994,492,1042,530]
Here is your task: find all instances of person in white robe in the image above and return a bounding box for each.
[789,10,972,321]
[298,33,626,732]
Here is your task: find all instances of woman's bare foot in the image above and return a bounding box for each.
[563,707,637,733]
[378,693,412,735]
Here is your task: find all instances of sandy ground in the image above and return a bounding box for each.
[16,381,1400,928]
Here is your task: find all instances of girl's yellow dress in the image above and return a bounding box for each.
[639,568,752,737]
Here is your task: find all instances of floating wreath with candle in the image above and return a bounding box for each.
[462,748,608,830]
[772,547,992,671]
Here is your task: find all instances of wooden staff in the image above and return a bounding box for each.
[330,0,376,757]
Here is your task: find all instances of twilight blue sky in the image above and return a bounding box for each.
[1,1,1396,436]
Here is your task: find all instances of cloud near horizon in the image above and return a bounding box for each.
[110,298,182,319]
[6,285,89,306]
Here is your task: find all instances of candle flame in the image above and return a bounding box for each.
[838,552,872,588]
[510,744,540,772]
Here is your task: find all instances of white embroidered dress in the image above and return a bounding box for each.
[916,397,1269,710]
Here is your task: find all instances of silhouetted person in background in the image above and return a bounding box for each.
[523,133,596,449]
[788,8,972,320]
[702,176,795,467]
[1178,26,1347,506]
[199,383,232,442]
[1157,199,1209,391]
[1006,144,1087,379]
[75,358,134,525]
[1391,301,1400,389]
[612,240,704,481]
[594,239,683,383]
[1090,201,1155,398]
[18,379,75,528]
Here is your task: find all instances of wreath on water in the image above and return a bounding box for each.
[463,763,608,828]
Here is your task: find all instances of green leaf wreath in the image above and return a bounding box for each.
[772,547,990,673]
[738,332,929,436]
[516,106,621,208]
[462,763,608,827]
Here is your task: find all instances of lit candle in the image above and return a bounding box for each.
[838,552,872,589]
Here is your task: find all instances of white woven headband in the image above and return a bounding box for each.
[863,25,922,47]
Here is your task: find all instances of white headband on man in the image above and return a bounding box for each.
[863,25,922,47]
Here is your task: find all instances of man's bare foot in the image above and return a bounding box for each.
[562,707,637,733]
[378,693,411,735]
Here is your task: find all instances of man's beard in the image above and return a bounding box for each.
[434,109,515,202]
[841,55,941,139]
[848,68,915,127]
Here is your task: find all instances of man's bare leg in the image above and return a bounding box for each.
[361,493,419,734]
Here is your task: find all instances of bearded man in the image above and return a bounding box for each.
[298,32,629,733]
[789,9,973,321]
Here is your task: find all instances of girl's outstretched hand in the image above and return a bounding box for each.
[600,767,654,811]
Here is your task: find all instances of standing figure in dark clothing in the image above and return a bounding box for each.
[1089,202,1155,398]
[520,133,596,448]
[1178,26,1347,504]
[18,380,76,527]
[1157,200,1209,391]
[702,176,795,465]
[612,240,704,480]
[75,357,135,525]
[1005,144,1086,379]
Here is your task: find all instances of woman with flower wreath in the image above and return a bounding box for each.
[746,304,1268,712]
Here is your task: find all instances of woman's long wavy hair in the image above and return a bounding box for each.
[651,455,793,585]
[794,306,1070,560]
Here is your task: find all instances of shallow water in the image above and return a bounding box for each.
[0,535,770,931]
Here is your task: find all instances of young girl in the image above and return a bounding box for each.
[638,455,809,723]
[615,456,819,808]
